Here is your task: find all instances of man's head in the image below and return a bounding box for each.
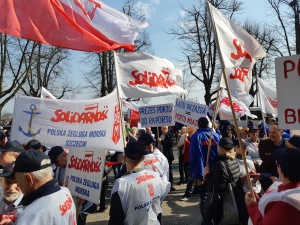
[161,126,168,134]
[198,117,209,128]
[0,163,22,204]
[287,135,300,149]
[0,140,24,167]
[272,148,300,182]
[27,139,43,153]
[268,123,283,143]
[13,150,53,196]
[0,132,7,148]
[146,127,152,134]
[124,141,145,166]
[138,133,155,153]
[48,146,67,168]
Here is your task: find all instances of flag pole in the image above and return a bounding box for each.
[206,82,221,166]
[207,1,253,191]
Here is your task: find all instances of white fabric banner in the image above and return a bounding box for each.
[207,2,267,69]
[257,77,277,116]
[64,148,106,204]
[41,87,56,99]
[11,89,124,151]
[114,52,188,98]
[139,103,175,127]
[218,89,257,120]
[275,55,300,129]
[174,98,208,129]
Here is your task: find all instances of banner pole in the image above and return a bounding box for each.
[206,82,221,166]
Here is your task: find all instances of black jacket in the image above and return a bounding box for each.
[161,132,174,161]
[206,154,248,225]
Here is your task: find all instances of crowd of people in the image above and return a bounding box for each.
[0,116,298,225]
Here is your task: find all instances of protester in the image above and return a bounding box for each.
[127,127,138,142]
[0,141,24,167]
[189,117,220,222]
[245,126,262,170]
[234,139,261,194]
[108,141,170,225]
[241,127,249,140]
[146,127,155,140]
[176,126,187,185]
[286,135,300,149]
[48,146,96,225]
[13,150,77,224]
[0,163,23,224]
[0,133,7,149]
[26,140,43,153]
[245,148,300,225]
[158,126,175,191]
[258,119,269,138]
[204,137,248,225]
[138,133,169,183]
[247,120,254,129]
[258,122,287,191]
[180,126,195,201]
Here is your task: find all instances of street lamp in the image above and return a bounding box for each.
[289,0,300,54]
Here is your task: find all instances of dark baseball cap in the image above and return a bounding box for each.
[124,141,145,160]
[249,126,258,132]
[219,137,234,150]
[0,140,24,153]
[0,162,15,178]
[27,139,42,150]
[288,135,300,149]
[48,146,64,165]
[272,148,300,174]
[138,133,155,146]
[13,149,52,173]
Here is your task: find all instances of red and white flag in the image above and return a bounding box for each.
[207,2,267,69]
[0,0,149,52]
[114,52,188,98]
[40,87,56,99]
[218,89,257,120]
[257,77,277,116]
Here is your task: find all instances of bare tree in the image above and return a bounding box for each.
[19,43,76,98]
[82,0,152,98]
[0,34,38,118]
[168,0,243,105]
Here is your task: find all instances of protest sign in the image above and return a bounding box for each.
[174,98,208,129]
[64,148,106,204]
[11,89,124,151]
[275,54,300,129]
[139,103,174,127]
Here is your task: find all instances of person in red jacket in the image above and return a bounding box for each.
[245,148,300,225]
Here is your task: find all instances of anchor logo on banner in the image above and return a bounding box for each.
[19,104,41,138]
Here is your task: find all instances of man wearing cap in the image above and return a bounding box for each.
[26,140,43,153]
[13,150,76,225]
[0,141,24,167]
[0,163,23,224]
[109,141,170,225]
[138,133,169,183]
[0,133,7,149]
[245,148,300,225]
[189,117,220,221]
[258,122,287,191]
[287,135,300,149]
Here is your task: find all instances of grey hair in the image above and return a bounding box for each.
[30,158,53,182]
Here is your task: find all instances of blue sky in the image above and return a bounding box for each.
[3,0,269,113]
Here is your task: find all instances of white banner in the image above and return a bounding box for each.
[64,148,106,204]
[275,55,300,129]
[11,89,124,151]
[257,77,277,116]
[174,98,208,129]
[114,52,188,98]
[139,103,175,127]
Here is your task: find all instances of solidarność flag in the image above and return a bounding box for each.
[0,0,149,52]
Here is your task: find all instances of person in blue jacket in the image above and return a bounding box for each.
[189,117,220,224]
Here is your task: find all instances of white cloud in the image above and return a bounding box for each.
[179,10,186,18]
[152,0,160,4]
[135,2,154,19]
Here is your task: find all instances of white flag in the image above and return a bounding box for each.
[207,2,267,69]
[40,87,56,99]
[114,52,188,98]
[218,89,257,120]
[257,77,277,116]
